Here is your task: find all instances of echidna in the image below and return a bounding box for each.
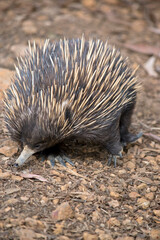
[4,36,142,167]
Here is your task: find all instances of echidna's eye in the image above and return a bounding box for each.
[34,143,41,149]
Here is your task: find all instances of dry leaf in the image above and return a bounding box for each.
[20,173,48,182]
[124,43,160,57]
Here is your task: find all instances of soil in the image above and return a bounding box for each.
[0,0,160,239]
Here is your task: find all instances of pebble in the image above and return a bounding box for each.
[83,232,98,240]
[137,183,147,190]
[129,192,140,199]
[150,229,160,240]
[108,200,120,208]
[81,0,97,10]
[126,161,135,170]
[116,237,134,240]
[145,192,154,200]
[153,210,160,217]
[107,217,120,227]
[22,20,37,34]
[136,217,143,225]
[110,191,120,199]
[137,198,150,209]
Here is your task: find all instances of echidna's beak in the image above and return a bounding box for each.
[15,145,36,166]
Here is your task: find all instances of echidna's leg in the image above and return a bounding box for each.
[120,104,142,145]
[105,132,123,167]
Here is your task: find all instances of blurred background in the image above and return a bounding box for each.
[0,1,160,239]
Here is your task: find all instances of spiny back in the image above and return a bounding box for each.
[4,36,139,144]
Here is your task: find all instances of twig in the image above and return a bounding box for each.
[143,133,160,142]
[139,121,160,131]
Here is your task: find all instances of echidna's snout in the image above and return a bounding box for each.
[15,146,36,166]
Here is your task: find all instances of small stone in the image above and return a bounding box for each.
[11,175,23,181]
[100,184,106,192]
[137,198,150,209]
[51,202,74,221]
[20,196,29,201]
[92,211,99,222]
[153,210,160,217]
[116,237,134,240]
[24,217,46,230]
[110,191,120,199]
[126,161,135,170]
[151,186,158,192]
[40,196,48,205]
[81,0,97,10]
[145,192,154,200]
[108,200,120,208]
[83,232,98,240]
[58,237,70,240]
[54,222,64,235]
[129,192,140,199]
[150,229,160,240]
[4,207,11,212]
[137,183,147,190]
[22,20,37,34]
[99,233,113,240]
[0,222,4,229]
[123,219,131,225]
[107,217,120,227]
[136,217,143,225]
[53,198,59,205]
[118,169,127,175]
[75,213,85,221]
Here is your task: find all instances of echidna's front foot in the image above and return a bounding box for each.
[107,152,123,167]
[41,154,74,167]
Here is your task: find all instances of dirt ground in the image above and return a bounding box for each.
[0,0,160,239]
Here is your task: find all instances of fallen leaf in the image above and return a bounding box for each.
[0,172,11,179]
[143,56,158,77]
[123,43,160,57]
[51,202,74,221]
[15,228,45,240]
[20,173,48,182]
[5,188,20,195]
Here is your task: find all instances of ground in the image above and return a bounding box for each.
[0,0,160,239]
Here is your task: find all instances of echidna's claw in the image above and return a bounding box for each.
[108,152,123,167]
[107,155,112,166]
[41,154,74,167]
[56,156,66,167]
[119,152,123,158]
[47,154,56,166]
[62,155,75,166]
